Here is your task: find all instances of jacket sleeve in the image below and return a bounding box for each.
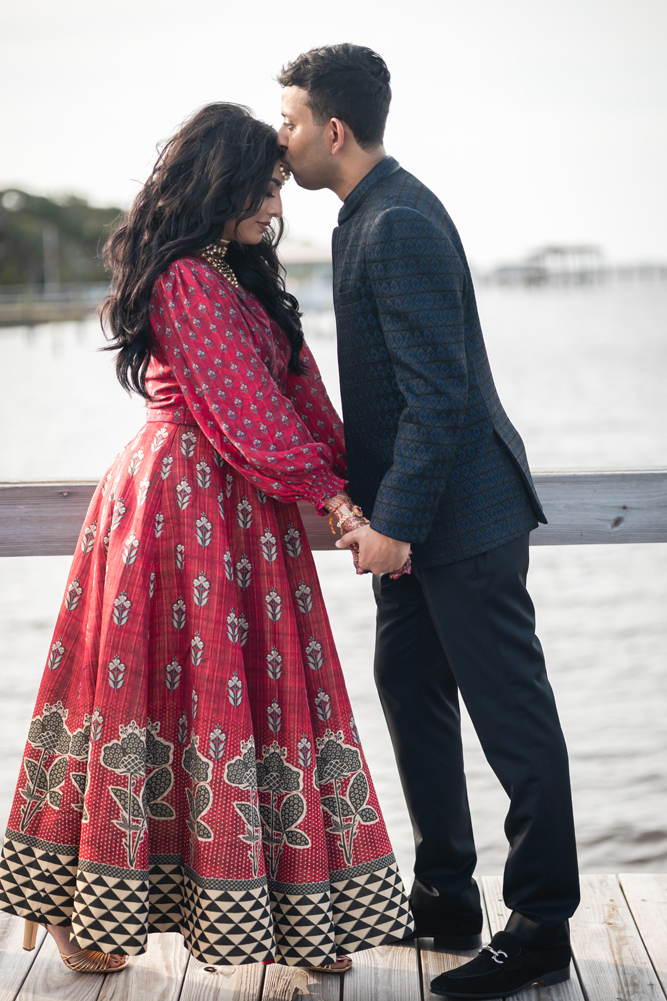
[365,206,468,543]
[150,259,346,511]
[284,339,348,482]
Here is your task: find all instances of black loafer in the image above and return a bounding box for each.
[429,930,571,998]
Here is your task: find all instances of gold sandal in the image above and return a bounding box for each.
[23,920,128,973]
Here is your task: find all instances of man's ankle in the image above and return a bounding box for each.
[504,912,570,949]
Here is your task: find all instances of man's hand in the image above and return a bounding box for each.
[336,524,410,575]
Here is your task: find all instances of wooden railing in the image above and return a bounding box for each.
[1,471,666,557]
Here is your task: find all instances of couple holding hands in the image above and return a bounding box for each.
[0,43,578,999]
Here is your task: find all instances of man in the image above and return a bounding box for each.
[277,44,579,999]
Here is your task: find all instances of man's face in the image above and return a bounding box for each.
[277,86,339,190]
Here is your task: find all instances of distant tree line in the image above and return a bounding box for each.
[0,189,122,286]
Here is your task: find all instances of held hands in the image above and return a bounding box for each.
[324,493,411,576]
[336,524,411,576]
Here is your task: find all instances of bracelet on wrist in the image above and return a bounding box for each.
[325,494,368,535]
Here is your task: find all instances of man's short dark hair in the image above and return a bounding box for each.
[278,43,391,150]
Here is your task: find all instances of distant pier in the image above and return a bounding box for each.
[1,245,667,327]
[0,283,108,327]
[481,244,667,287]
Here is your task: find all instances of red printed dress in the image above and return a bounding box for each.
[0,257,413,966]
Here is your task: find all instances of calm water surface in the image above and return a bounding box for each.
[1,282,666,883]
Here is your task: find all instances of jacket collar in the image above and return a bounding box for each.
[337,156,401,224]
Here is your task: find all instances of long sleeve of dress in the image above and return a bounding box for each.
[149,258,347,512]
[284,341,348,482]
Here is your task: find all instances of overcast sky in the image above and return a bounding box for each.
[2,0,665,268]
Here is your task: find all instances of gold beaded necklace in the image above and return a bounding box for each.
[199,238,240,289]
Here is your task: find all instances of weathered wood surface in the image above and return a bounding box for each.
[180,953,264,1001]
[98,932,188,1001]
[419,912,495,1000]
[1,470,666,557]
[530,470,667,545]
[0,912,46,1001]
[0,483,101,558]
[262,961,340,1001]
[571,873,665,1000]
[2,876,667,999]
[619,873,667,997]
[16,926,106,1001]
[0,483,339,558]
[343,942,420,1001]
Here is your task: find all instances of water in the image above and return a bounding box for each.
[1,282,666,885]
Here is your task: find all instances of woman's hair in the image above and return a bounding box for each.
[101,103,304,397]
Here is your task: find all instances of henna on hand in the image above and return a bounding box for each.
[325,495,411,576]
[336,525,411,576]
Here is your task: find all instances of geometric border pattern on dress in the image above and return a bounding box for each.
[70,859,278,961]
[148,857,183,934]
[0,829,76,925]
[180,874,275,965]
[269,885,336,966]
[0,833,413,965]
[71,866,150,955]
[330,857,415,954]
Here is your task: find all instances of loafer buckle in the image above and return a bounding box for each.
[481,945,508,964]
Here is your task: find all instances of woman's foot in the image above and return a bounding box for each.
[263,955,353,974]
[44,923,127,972]
[309,955,353,973]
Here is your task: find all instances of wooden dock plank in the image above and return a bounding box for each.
[342,942,420,1001]
[180,958,264,1001]
[571,873,665,1000]
[97,933,188,1001]
[2,876,667,1000]
[419,910,495,1000]
[619,873,667,996]
[261,963,340,1000]
[0,914,47,1001]
[15,927,105,1001]
[482,875,584,1001]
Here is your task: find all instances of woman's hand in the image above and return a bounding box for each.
[336,525,411,576]
[324,493,369,534]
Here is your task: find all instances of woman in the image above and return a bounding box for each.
[0,103,413,973]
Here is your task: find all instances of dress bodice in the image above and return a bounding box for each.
[145,256,347,511]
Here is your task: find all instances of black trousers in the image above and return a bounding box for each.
[373,534,579,930]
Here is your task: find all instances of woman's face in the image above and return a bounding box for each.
[223,161,285,244]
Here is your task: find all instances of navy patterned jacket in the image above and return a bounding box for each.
[331,156,546,568]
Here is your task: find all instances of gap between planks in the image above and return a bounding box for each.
[0,912,47,1001]
[482,873,667,1001]
[4,875,667,1001]
[572,874,665,1000]
[619,874,667,998]
[418,902,494,1000]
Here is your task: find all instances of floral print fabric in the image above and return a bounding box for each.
[0,259,413,966]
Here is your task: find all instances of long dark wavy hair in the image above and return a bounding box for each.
[101,103,304,398]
